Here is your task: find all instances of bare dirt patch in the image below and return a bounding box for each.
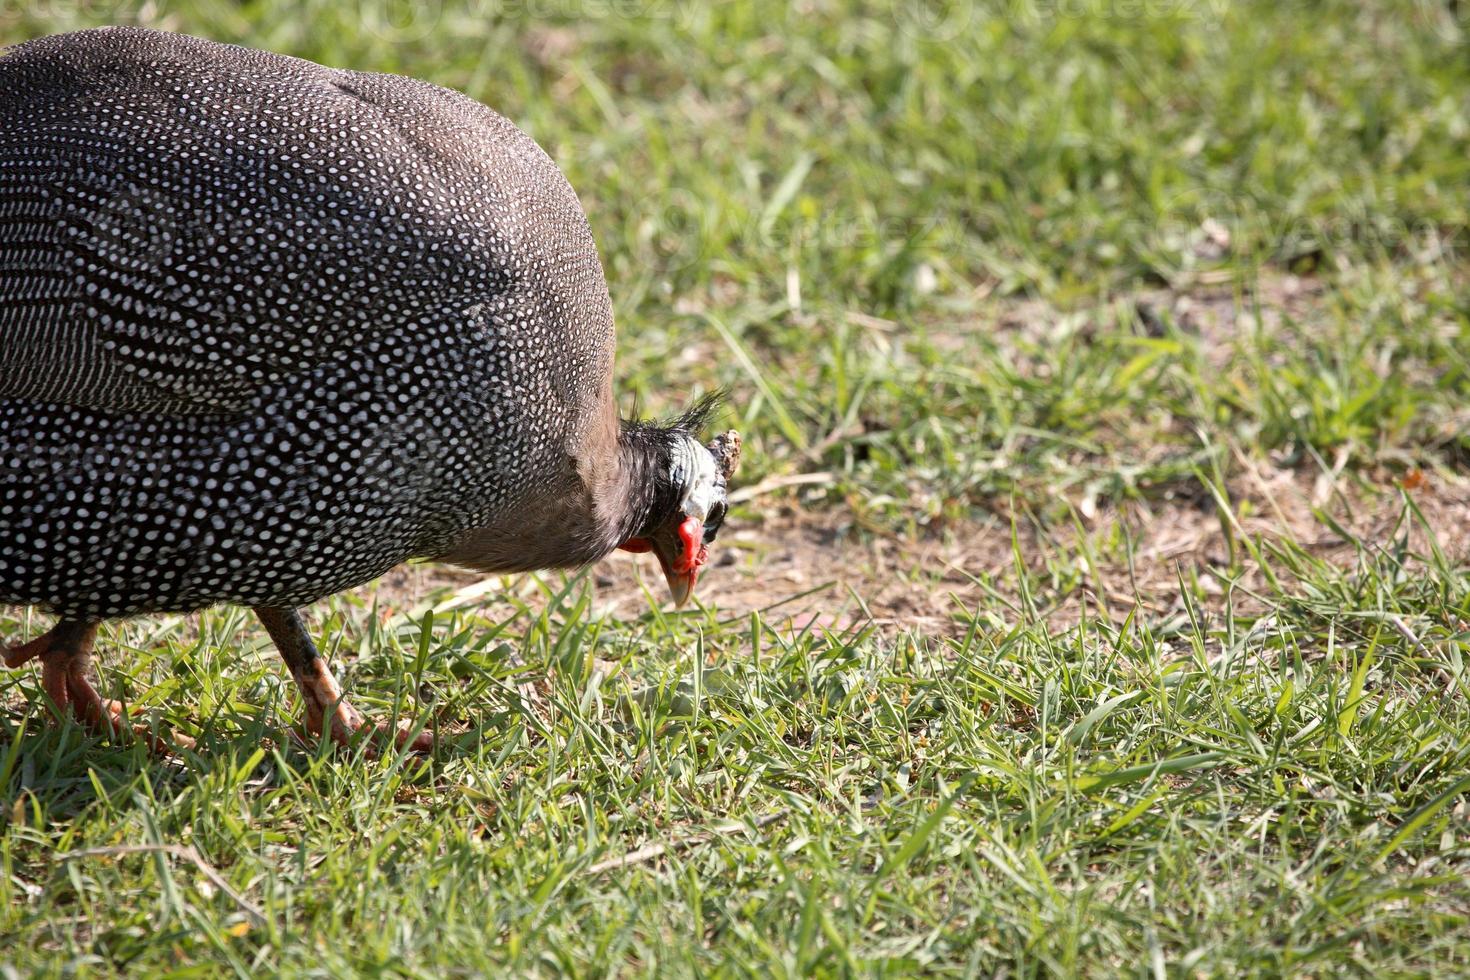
[366,461,1469,640]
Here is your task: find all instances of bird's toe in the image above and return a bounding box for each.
[4,635,53,669]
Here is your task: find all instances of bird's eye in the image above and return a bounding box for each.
[703,501,727,542]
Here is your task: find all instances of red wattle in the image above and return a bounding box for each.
[674,517,704,574]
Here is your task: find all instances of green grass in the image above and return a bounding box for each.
[4,0,1470,974]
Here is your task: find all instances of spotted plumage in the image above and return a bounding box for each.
[0,28,738,749]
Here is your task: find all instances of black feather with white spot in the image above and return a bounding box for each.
[0,27,637,618]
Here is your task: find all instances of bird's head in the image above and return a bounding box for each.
[618,424,740,608]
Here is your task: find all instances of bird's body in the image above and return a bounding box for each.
[1,27,619,620]
[0,28,737,749]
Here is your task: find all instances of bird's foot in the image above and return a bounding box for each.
[4,621,193,753]
[297,661,434,755]
[254,605,434,756]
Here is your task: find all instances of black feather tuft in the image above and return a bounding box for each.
[620,389,726,443]
[669,389,726,435]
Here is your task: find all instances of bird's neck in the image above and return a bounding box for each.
[493,393,678,571]
[428,393,666,574]
[590,419,678,555]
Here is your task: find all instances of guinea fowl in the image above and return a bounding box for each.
[0,28,740,750]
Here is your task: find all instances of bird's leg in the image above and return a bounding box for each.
[253,606,432,753]
[255,604,363,740]
[3,620,186,751]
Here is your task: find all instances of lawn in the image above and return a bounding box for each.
[2,0,1470,974]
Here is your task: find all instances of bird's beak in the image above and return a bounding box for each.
[648,515,705,608]
[662,562,697,608]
